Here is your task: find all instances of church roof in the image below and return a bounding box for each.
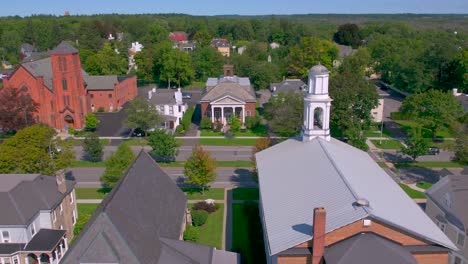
[309,64,329,75]
[22,57,54,90]
[256,137,457,256]
[201,77,255,102]
[50,41,79,55]
[84,75,118,90]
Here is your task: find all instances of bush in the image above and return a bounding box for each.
[182,106,195,131]
[183,225,199,242]
[68,126,75,135]
[175,124,185,135]
[191,210,209,227]
[200,117,212,130]
[228,116,241,132]
[85,113,99,131]
[97,107,105,112]
[245,116,260,129]
[213,122,223,132]
[193,201,218,213]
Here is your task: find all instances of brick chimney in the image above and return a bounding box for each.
[56,169,67,194]
[312,207,326,264]
[223,65,234,77]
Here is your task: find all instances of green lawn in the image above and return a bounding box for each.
[399,184,426,199]
[395,161,464,168]
[416,182,433,190]
[200,130,224,136]
[186,81,205,89]
[233,188,259,200]
[183,188,225,200]
[233,125,268,137]
[70,160,106,167]
[73,204,100,239]
[371,140,403,149]
[424,139,455,151]
[232,202,266,264]
[377,162,389,169]
[199,138,257,146]
[123,138,148,146]
[190,204,224,249]
[68,138,110,146]
[394,120,455,139]
[75,188,111,199]
[160,160,253,168]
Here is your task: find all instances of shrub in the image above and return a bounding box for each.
[182,106,195,131]
[228,116,241,132]
[245,116,260,129]
[193,201,218,213]
[175,124,185,135]
[97,107,105,112]
[183,225,199,242]
[85,113,99,131]
[200,117,212,130]
[191,210,209,227]
[213,122,223,132]
[68,126,75,135]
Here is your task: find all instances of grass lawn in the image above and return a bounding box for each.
[73,204,99,239]
[395,161,464,168]
[160,160,254,168]
[200,129,224,136]
[371,140,403,149]
[123,138,148,146]
[199,138,257,146]
[183,188,225,200]
[399,184,426,199]
[233,125,268,137]
[75,188,111,199]
[377,162,389,169]
[416,182,433,190]
[394,120,454,139]
[232,202,266,264]
[190,204,224,249]
[186,81,205,89]
[70,160,105,167]
[424,139,455,151]
[233,188,259,200]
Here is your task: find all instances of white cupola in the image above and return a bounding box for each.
[302,64,332,142]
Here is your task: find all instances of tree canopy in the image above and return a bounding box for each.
[147,129,180,162]
[184,145,217,194]
[265,91,304,137]
[333,23,362,48]
[124,97,162,136]
[100,143,135,188]
[0,87,39,131]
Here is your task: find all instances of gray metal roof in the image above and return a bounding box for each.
[256,137,457,256]
[84,75,118,90]
[0,174,75,226]
[426,173,468,233]
[324,233,417,264]
[22,57,54,90]
[202,77,255,102]
[309,64,329,75]
[50,41,79,55]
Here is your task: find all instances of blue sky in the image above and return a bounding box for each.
[2,0,468,17]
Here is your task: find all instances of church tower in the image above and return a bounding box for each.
[302,64,332,141]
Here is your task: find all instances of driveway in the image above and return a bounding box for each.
[94,103,132,137]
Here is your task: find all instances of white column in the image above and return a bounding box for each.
[211,106,215,123]
[54,250,58,264]
[60,244,64,259]
[242,105,245,124]
[64,237,68,250]
[221,107,225,125]
[38,256,42,264]
[232,107,235,120]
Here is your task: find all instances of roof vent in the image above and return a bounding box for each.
[356,199,370,207]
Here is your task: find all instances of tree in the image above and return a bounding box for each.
[100,143,135,188]
[265,91,304,137]
[148,129,180,162]
[85,113,99,131]
[0,87,39,131]
[401,127,429,160]
[200,117,213,130]
[154,43,194,87]
[84,43,127,75]
[83,133,103,162]
[400,90,464,140]
[184,145,217,194]
[228,115,241,132]
[191,46,223,81]
[453,118,467,165]
[333,23,362,48]
[193,29,212,47]
[0,124,74,174]
[124,97,162,137]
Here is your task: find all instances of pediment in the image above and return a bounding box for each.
[80,232,120,264]
[211,95,245,105]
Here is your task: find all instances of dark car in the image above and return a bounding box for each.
[428,147,440,155]
[182,92,192,99]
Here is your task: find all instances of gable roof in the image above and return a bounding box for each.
[84,75,118,90]
[50,41,79,55]
[169,31,188,42]
[0,174,75,226]
[201,77,255,102]
[270,79,307,96]
[426,172,468,233]
[256,137,457,256]
[22,57,54,90]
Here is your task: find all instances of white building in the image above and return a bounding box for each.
[128,42,144,73]
[371,98,384,123]
[148,88,188,131]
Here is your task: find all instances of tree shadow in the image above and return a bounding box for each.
[230,168,258,187]
[399,167,441,184]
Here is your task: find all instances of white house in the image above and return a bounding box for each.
[371,98,384,123]
[149,88,188,131]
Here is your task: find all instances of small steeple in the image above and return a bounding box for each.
[302,64,332,142]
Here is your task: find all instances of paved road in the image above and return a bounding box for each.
[68,167,256,188]
[74,145,253,161]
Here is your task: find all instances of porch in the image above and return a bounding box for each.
[23,229,68,264]
[208,105,246,125]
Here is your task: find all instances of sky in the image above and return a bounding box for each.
[2,0,468,17]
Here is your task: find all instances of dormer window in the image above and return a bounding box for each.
[1,230,10,242]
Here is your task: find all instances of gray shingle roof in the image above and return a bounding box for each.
[256,137,457,256]
[0,174,75,226]
[50,41,79,55]
[270,79,307,96]
[426,173,468,233]
[23,229,66,251]
[324,233,417,264]
[22,57,54,90]
[201,77,255,102]
[84,75,118,90]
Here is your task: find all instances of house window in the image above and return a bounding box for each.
[30,223,36,236]
[62,79,67,90]
[206,110,211,117]
[246,110,251,117]
[21,86,28,92]
[72,210,76,225]
[457,232,465,248]
[169,107,174,115]
[53,210,57,223]
[63,96,70,106]
[12,256,18,264]
[1,257,12,264]
[60,204,63,215]
[90,94,94,98]
[108,94,112,98]
[178,105,182,113]
[1,231,10,242]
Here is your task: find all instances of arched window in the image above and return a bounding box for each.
[314,107,323,129]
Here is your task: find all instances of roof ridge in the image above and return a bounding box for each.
[317,139,370,214]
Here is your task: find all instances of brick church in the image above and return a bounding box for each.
[3,41,137,131]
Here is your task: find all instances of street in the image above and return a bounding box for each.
[68,167,256,188]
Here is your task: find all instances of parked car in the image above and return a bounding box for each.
[182,92,192,99]
[428,147,440,155]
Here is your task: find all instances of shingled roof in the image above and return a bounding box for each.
[50,41,79,55]
[201,76,255,102]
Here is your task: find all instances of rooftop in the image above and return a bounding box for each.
[50,41,79,55]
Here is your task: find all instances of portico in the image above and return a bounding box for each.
[209,104,246,125]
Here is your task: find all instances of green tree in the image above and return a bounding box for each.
[339,48,371,76]
[228,115,241,132]
[82,133,103,162]
[264,91,304,137]
[154,42,194,87]
[100,143,135,188]
[200,117,213,130]
[193,29,212,47]
[85,113,99,131]
[0,87,39,131]
[85,43,127,75]
[400,90,464,140]
[125,97,162,137]
[453,119,468,165]
[147,129,180,162]
[191,46,223,81]
[401,127,429,160]
[184,145,217,194]
[333,23,362,48]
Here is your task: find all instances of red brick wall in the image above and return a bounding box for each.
[88,90,115,112]
[201,102,210,119]
[88,76,137,112]
[245,102,256,117]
